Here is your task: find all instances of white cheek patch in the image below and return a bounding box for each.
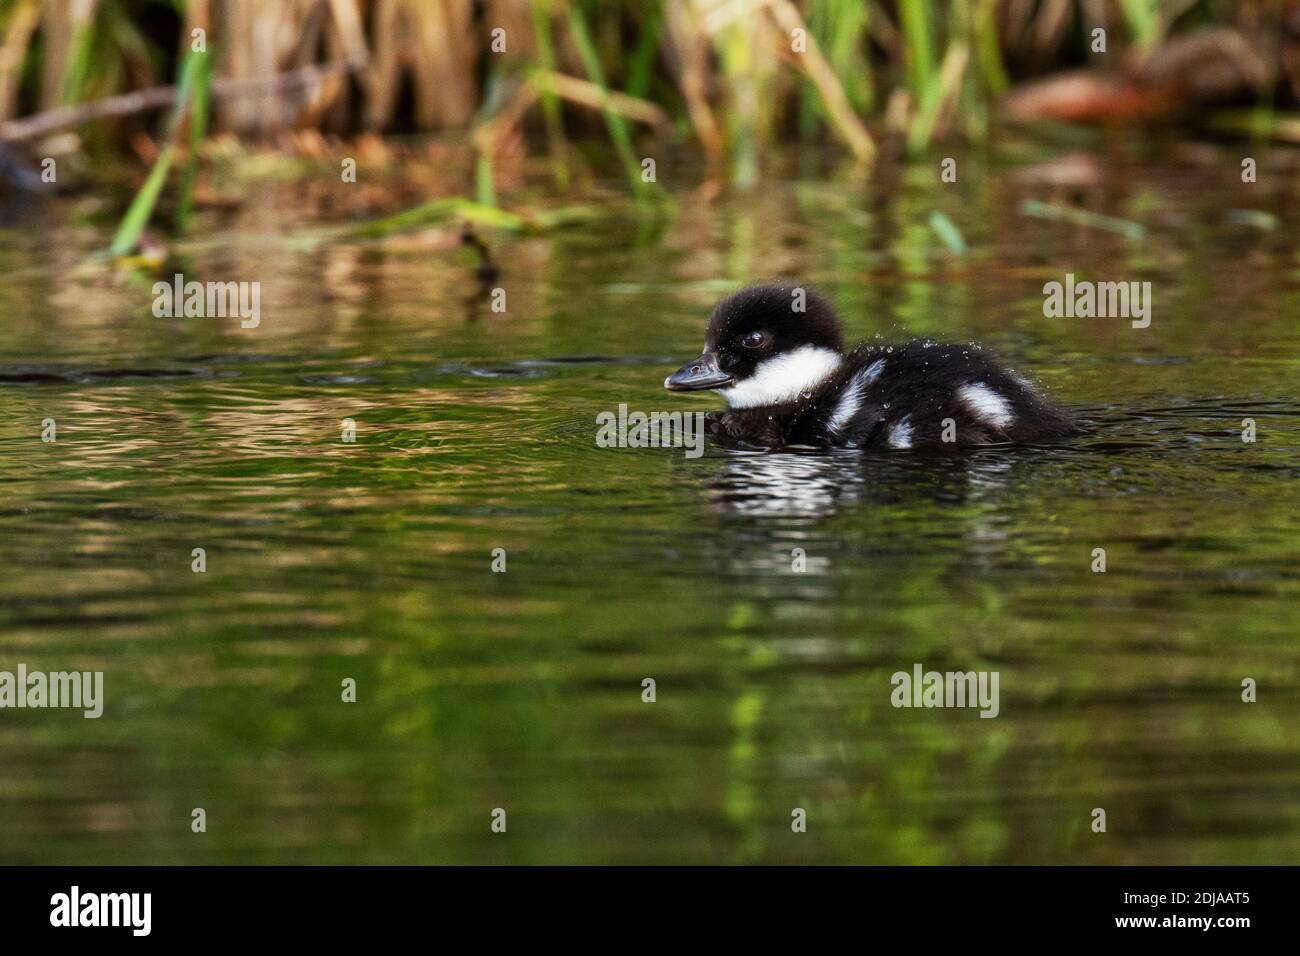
[957,383,1015,429]
[887,416,913,449]
[720,346,842,409]
[827,359,885,436]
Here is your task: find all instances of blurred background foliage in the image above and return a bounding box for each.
[2,2,1299,259]
[2,2,1298,178]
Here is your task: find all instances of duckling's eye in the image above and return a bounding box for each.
[741,331,767,349]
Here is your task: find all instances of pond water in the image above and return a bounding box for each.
[1,140,1297,864]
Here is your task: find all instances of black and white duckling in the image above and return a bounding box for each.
[664,284,1078,449]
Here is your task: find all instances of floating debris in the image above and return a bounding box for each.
[1019,199,1146,240]
[928,211,967,254]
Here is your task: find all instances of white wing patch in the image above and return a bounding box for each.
[957,383,1015,429]
[720,346,842,409]
[887,416,913,449]
[826,359,885,436]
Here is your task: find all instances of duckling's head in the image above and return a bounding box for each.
[665,284,844,408]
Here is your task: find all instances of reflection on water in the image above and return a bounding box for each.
[1,144,1299,864]
[703,444,1047,518]
[707,450,871,517]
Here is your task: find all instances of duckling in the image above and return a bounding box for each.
[665,284,1078,449]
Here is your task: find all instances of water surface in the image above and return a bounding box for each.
[1,142,1298,863]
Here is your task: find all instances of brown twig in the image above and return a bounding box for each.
[528,70,670,130]
[766,0,877,164]
[460,223,501,283]
[0,59,365,143]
